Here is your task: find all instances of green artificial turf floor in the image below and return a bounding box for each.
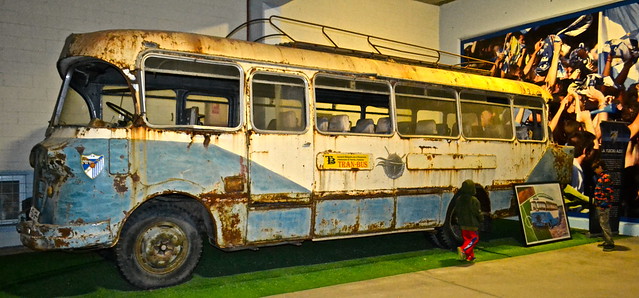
[0,219,603,297]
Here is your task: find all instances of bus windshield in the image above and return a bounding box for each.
[54,60,134,128]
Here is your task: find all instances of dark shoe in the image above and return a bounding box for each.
[603,245,615,252]
[597,242,605,247]
[466,256,476,262]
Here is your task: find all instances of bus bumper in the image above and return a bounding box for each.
[16,219,113,250]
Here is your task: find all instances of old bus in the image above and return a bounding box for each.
[530,194,561,228]
[18,25,571,288]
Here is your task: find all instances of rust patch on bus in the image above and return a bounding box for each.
[113,175,128,193]
[251,193,311,204]
[131,172,140,183]
[199,191,248,247]
[363,221,388,231]
[54,239,70,248]
[313,187,451,201]
[223,175,245,193]
[551,144,573,185]
[58,227,72,238]
[211,198,245,246]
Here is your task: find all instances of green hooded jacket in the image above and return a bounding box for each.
[453,179,483,231]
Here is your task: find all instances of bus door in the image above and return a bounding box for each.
[141,56,248,247]
[246,71,314,243]
[312,75,396,237]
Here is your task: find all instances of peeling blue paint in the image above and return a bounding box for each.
[359,197,394,230]
[488,189,514,213]
[315,200,359,236]
[397,194,441,228]
[246,208,311,242]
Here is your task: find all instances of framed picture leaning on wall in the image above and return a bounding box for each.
[515,182,571,246]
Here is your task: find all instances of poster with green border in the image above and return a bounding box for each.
[515,182,571,246]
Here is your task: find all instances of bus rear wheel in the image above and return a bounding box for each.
[115,204,202,289]
[430,195,463,249]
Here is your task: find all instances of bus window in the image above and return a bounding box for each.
[395,84,457,137]
[143,56,241,128]
[56,61,133,127]
[58,88,91,126]
[314,75,391,135]
[251,73,306,132]
[514,96,545,141]
[459,91,513,140]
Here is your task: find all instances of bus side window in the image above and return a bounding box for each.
[514,96,545,141]
[314,74,391,135]
[395,83,457,138]
[251,73,306,133]
[143,57,241,128]
[459,91,513,140]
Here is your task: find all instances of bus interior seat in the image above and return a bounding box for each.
[516,125,529,140]
[436,123,450,136]
[354,118,374,133]
[532,125,543,140]
[451,123,459,136]
[397,121,413,134]
[317,116,329,131]
[185,106,201,125]
[376,117,391,134]
[328,115,350,132]
[462,113,478,136]
[415,120,437,135]
[267,119,277,130]
[279,111,298,130]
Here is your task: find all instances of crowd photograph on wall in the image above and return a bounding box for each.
[463,2,639,221]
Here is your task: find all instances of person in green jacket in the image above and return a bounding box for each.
[454,179,483,261]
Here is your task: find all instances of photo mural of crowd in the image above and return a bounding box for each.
[463,3,639,220]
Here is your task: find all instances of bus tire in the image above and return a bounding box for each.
[431,194,463,249]
[115,203,202,289]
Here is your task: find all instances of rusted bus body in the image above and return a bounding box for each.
[19,30,571,258]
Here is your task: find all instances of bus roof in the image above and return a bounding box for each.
[59,29,551,100]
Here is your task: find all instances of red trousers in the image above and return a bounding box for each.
[460,230,479,260]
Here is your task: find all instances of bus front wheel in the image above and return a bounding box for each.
[115,203,202,289]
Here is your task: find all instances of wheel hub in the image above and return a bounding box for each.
[135,222,189,274]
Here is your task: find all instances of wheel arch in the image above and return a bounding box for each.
[113,193,216,247]
[431,181,492,248]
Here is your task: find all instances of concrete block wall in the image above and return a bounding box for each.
[0,0,247,172]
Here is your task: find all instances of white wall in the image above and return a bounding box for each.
[439,0,624,62]
[267,0,439,55]
[0,0,247,172]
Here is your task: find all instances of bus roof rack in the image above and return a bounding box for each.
[227,15,494,75]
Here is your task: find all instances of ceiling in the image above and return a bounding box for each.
[415,0,456,6]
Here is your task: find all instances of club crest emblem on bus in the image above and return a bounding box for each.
[376,148,405,179]
[81,154,104,179]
